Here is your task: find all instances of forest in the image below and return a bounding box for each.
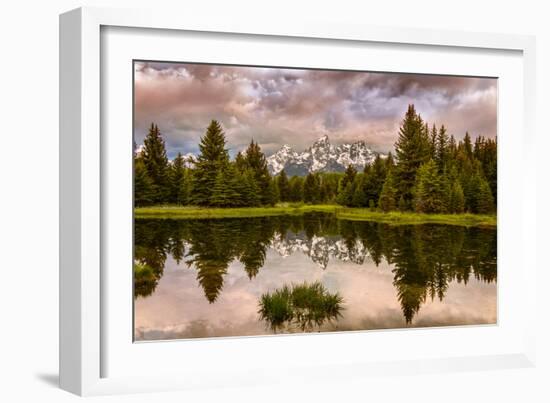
[134,104,497,215]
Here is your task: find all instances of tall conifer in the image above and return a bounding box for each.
[191,120,229,206]
[394,105,431,210]
[141,123,169,203]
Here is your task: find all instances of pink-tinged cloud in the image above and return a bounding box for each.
[134,61,497,158]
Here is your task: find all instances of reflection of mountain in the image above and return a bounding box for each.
[270,233,369,269]
[134,214,497,324]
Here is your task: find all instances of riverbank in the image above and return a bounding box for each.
[134,204,496,227]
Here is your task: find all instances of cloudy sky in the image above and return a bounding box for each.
[134,61,497,159]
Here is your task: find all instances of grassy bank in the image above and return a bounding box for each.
[134,204,336,219]
[335,209,496,227]
[134,204,496,227]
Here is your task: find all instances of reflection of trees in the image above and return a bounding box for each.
[185,221,235,303]
[134,220,171,297]
[134,214,497,325]
[258,282,344,332]
[389,225,497,324]
[134,262,158,298]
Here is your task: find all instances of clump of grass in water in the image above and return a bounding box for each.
[258,281,344,332]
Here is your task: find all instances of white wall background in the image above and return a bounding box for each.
[0,1,547,402]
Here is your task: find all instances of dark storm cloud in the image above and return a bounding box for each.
[134,61,497,158]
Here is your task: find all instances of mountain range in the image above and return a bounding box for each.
[266,135,383,176]
[137,134,382,175]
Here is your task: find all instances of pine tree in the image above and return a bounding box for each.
[191,120,229,206]
[235,151,247,172]
[303,173,320,204]
[141,123,169,203]
[385,152,395,170]
[341,165,357,189]
[394,105,431,210]
[398,195,407,212]
[475,177,495,214]
[288,176,304,202]
[244,140,273,205]
[276,170,290,202]
[210,164,242,207]
[134,157,153,206]
[435,125,449,172]
[463,132,473,160]
[319,180,330,203]
[430,124,438,159]
[337,165,357,205]
[210,170,231,207]
[236,168,261,207]
[449,180,465,213]
[413,159,448,213]
[265,178,278,206]
[363,154,387,207]
[379,170,398,212]
[169,153,188,204]
[351,175,368,207]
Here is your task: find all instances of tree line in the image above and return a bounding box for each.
[338,105,496,214]
[135,104,496,214]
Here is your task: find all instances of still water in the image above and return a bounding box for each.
[134,213,497,341]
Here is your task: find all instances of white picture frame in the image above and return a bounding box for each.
[59,6,537,396]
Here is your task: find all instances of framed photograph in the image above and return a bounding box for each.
[60,7,537,396]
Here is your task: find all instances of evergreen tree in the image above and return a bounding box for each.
[169,153,188,204]
[276,170,290,202]
[378,171,398,212]
[236,168,261,207]
[385,152,395,170]
[134,157,153,206]
[319,180,330,203]
[210,170,233,207]
[191,120,229,206]
[413,159,448,213]
[265,178,278,206]
[244,140,273,205]
[363,154,387,207]
[449,180,465,214]
[336,165,357,205]
[398,195,407,212]
[435,125,449,172]
[351,175,368,207]
[475,177,495,214]
[429,124,438,159]
[235,151,247,172]
[394,105,431,210]
[463,132,473,160]
[303,173,320,204]
[341,165,357,189]
[141,123,169,203]
[288,176,304,202]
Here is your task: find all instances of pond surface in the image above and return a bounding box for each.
[134,213,497,341]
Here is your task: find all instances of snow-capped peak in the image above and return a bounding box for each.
[267,135,382,176]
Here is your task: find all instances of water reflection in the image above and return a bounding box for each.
[134,213,496,336]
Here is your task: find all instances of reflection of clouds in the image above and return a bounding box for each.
[134,62,497,158]
[135,250,496,341]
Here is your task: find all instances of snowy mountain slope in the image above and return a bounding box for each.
[267,135,382,175]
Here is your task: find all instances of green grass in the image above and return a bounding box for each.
[134,204,496,227]
[258,281,344,331]
[334,209,496,227]
[134,203,336,219]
